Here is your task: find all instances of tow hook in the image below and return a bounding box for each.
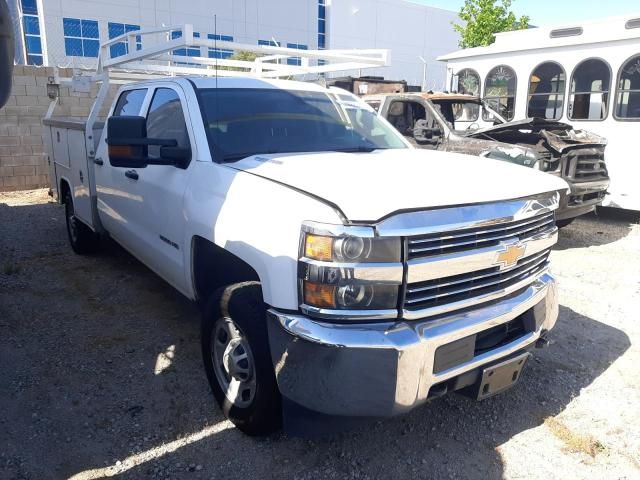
[535,332,550,349]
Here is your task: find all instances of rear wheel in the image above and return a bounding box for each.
[64,190,100,254]
[201,282,282,435]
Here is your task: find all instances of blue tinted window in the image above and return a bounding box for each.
[108,23,141,57]
[27,54,43,66]
[108,23,124,38]
[64,37,83,56]
[110,43,126,58]
[63,18,81,37]
[83,39,100,57]
[23,16,40,35]
[25,36,42,54]
[208,33,233,59]
[21,0,38,15]
[258,39,280,47]
[81,20,99,39]
[63,18,100,57]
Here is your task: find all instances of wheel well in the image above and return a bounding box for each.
[192,236,261,305]
[59,178,70,204]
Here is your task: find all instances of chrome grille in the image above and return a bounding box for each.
[404,248,551,312]
[407,211,555,260]
[564,148,608,182]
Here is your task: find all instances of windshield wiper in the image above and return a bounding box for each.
[332,146,383,153]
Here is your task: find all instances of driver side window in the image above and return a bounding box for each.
[146,88,190,159]
[387,100,429,136]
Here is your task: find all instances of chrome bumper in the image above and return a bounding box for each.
[267,272,558,417]
[557,178,610,221]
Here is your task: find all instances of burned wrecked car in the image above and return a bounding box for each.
[367,92,610,226]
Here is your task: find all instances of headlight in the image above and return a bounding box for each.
[300,227,402,317]
[304,233,401,263]
[303,281,399,310]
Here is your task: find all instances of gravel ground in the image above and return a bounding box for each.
[1,189,639,480]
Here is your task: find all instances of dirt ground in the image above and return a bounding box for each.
[1,189,639,480]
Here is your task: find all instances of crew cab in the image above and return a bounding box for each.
[44,76,567,435]
[364,92,610,227]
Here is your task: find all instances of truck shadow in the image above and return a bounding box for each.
[92,290,629,479]
[554,209,638,250]
[0,200,631,480]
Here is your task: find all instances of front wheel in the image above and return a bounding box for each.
[201,282,282,435]
[64,190,100,254]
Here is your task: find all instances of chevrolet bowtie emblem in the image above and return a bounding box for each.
[496,243,525,269]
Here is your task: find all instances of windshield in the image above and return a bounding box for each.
[198,88,407,162]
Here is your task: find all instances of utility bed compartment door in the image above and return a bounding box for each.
[51,128,70,167]
[67,129,93,225]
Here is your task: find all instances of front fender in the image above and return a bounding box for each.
[183,162,344,309]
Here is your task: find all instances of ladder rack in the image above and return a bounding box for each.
[92,24,390,81]
[45,24,391,186]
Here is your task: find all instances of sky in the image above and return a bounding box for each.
[413,0,640,27]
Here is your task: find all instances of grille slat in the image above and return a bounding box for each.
[404,209,557,318]
[408,211,554,260]
[566,148,608,182]
[406,249,549,294]
[405,250,550,306]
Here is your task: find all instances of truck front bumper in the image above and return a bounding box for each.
[556,179,610,221]
[267,272,557,418]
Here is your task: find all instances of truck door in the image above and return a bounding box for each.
[123,86,194,293]
[383,98,443,149]
[94,87,150,246]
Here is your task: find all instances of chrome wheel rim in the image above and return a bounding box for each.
[211,317,256,408]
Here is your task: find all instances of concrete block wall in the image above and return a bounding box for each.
[0,66,117,192]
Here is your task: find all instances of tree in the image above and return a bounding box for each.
[453,0,529,48]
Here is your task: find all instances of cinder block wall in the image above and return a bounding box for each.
[0,66,117,192]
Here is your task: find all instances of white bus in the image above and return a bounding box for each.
[438,15,640,211]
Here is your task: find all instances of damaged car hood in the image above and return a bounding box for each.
[466,117,607,152]
[226,148,568,222]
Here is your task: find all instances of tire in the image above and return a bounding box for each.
[556,218,575,229]
[201,282,282,435]
[64,190,100,254]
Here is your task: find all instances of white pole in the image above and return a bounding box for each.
[418,56,427,92]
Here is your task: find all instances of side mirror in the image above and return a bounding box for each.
[106,116,187,167]
[413,119,441,144]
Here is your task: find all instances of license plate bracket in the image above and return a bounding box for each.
[475,352,530,400]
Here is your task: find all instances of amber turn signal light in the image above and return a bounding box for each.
[303,281,336,308]
[304,234,334,261]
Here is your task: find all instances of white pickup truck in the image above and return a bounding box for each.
[44,75,567,435]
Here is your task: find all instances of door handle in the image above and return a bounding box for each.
[124,169,139,181]
[94,157,104,166]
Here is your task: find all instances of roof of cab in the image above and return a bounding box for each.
[188,76,328,92]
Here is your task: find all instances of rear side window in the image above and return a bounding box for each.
[113,89,146,116]
[146,88,190,158]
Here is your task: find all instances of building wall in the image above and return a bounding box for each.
[0,66,117,192]
[328,0,459,89]
[34,0,319,69]
[12,0,458,86]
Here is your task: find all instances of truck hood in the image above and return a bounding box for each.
[466,117,607,153]
[226,148,568,222]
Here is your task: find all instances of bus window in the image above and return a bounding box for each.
[456,68,480,96]
[528,62,566,120]
[483,65,516,121]
[568,59,611,121]
[614,55,640,120]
